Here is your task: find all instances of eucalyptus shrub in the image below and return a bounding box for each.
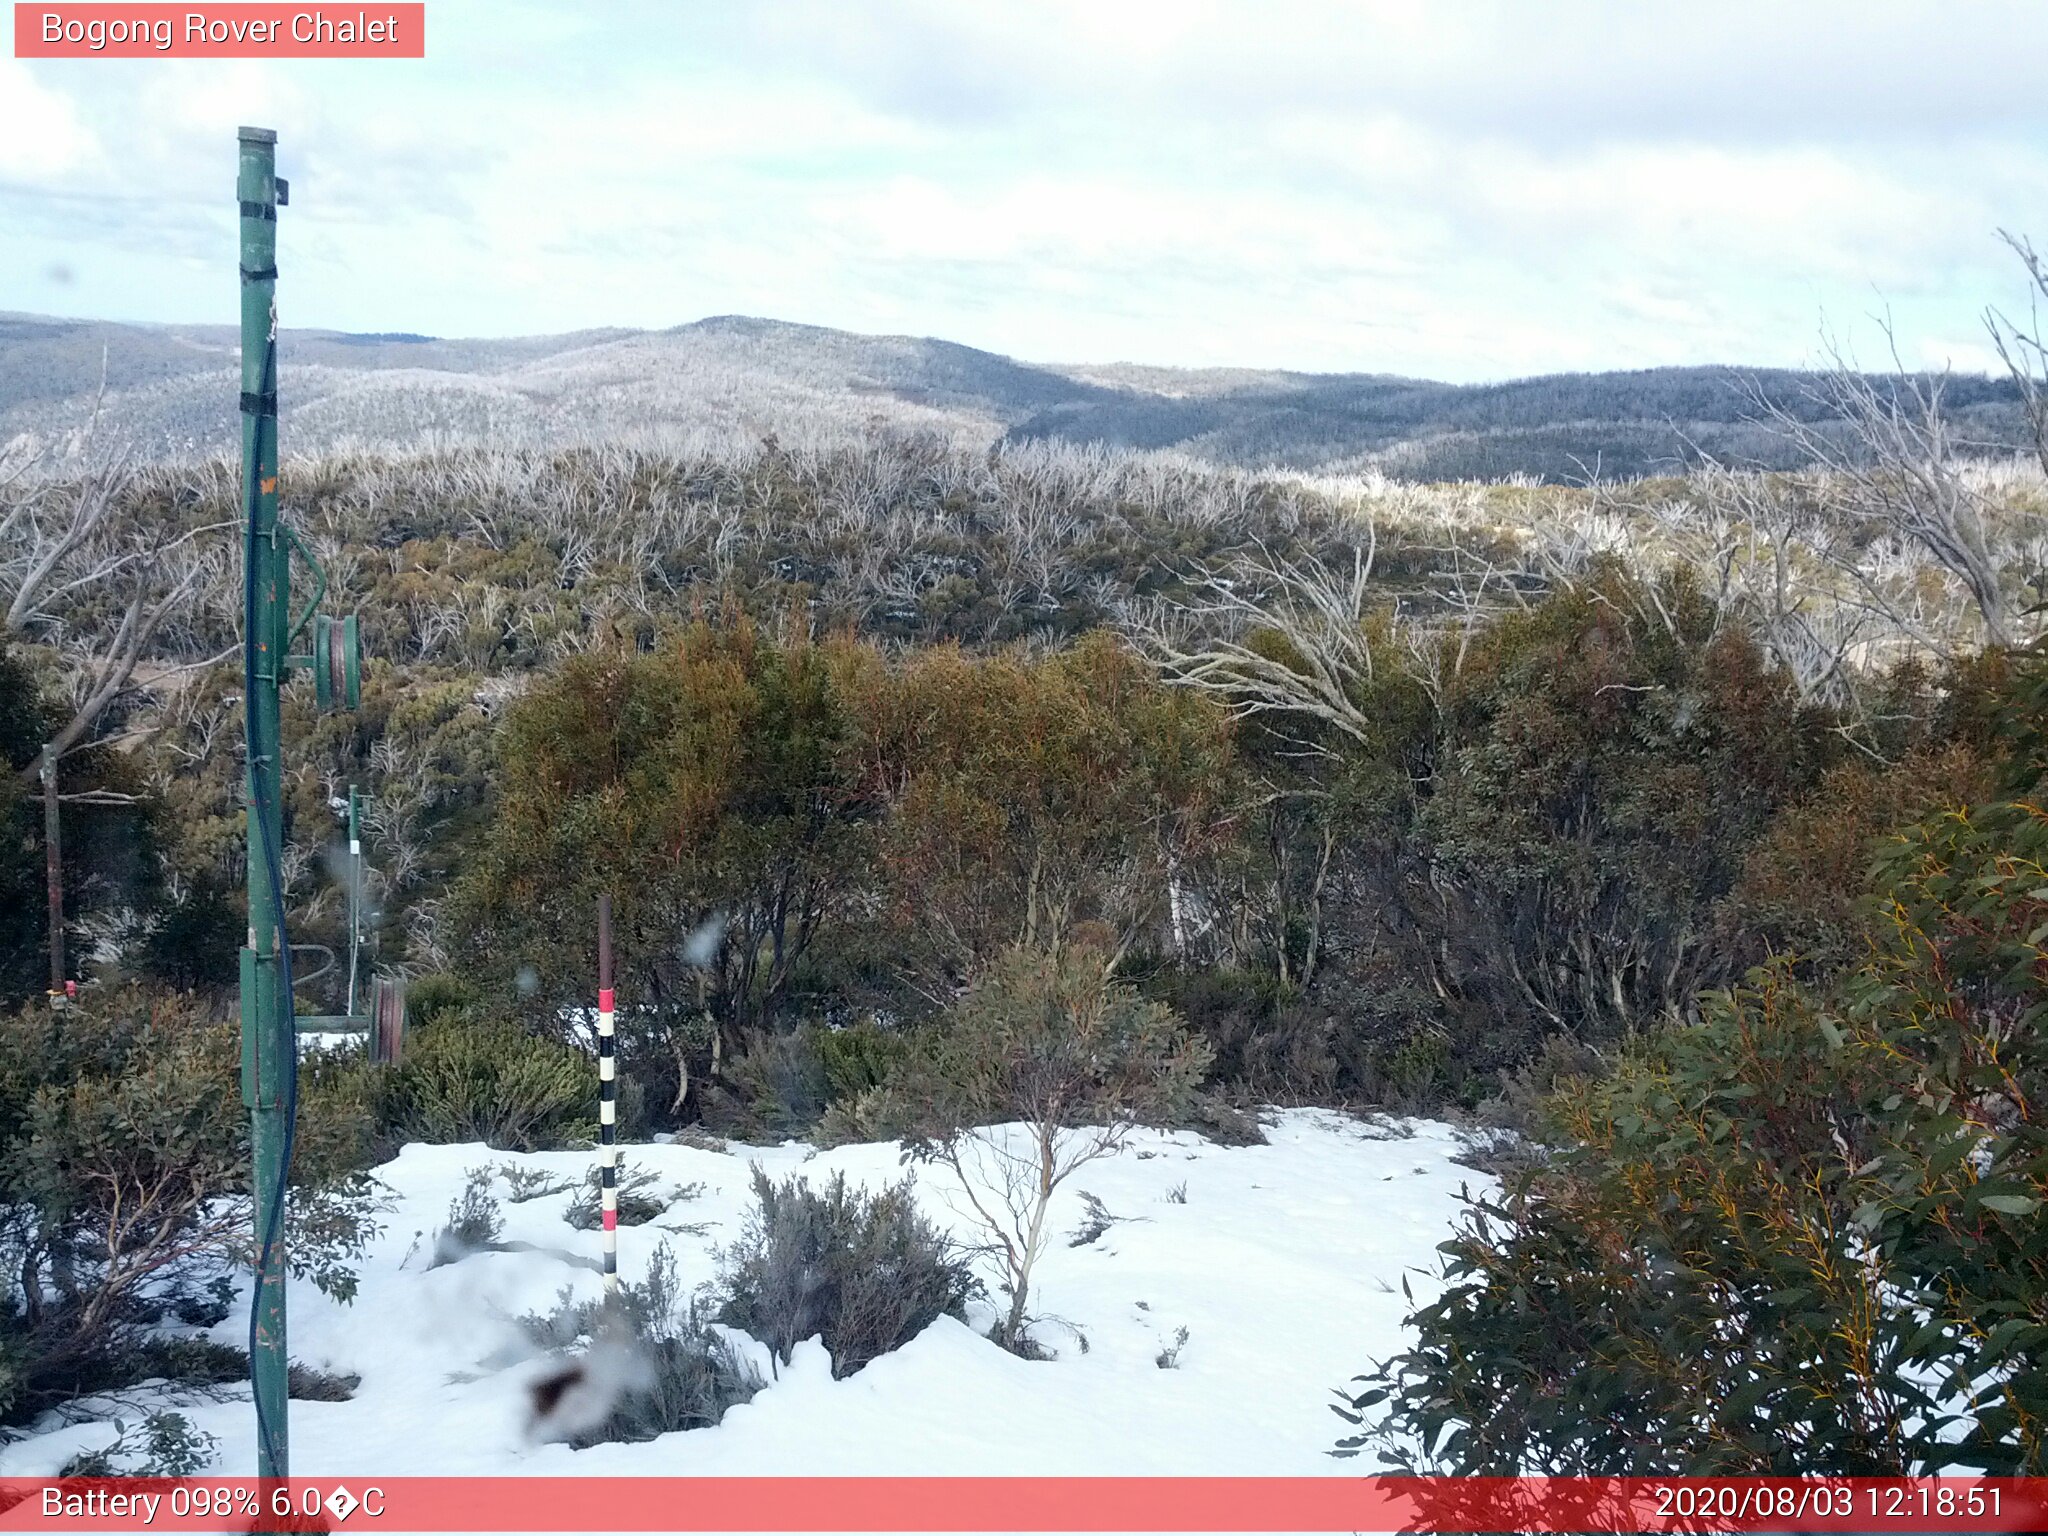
[1341,789,2048,1474]
[0,987,380,1425]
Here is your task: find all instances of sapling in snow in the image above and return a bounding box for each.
[894,944,1211,1351]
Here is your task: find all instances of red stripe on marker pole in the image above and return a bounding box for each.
[600,988,615,1011]
[4,1477,2047,1532]
[14,5,425,58]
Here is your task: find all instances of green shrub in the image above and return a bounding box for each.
[722,1029,830,1139]
[447,1166,506,1245]
[498,1163,577,1203]
[402,972,480,1023]
[1175,1092,1265,1146]
[429,1165,507,1265]
[287,1364,360,1401]
[374,1011,598,1151]
[135,873,243,993]
[812,1083,916,1148]
[1343,790,2048,1475]
[717,1165,979,1377]
[128,1337,246,1389]
[1366,1027,1455,1114]
[0,986,379,1425]
[816,1021,912,1103]
[449,617,874,1132]
[722,1021,917,1141]
[60,1412,219,1477]
[1145,967,1293,1085]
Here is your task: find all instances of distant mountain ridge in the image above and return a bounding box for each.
[0,310,2026,481]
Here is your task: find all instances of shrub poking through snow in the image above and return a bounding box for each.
[429,1167,506,1267]
[894,944,1211,1351]
[1067,1191,1133,1247]
[717,1165,979,1379]
[522,1243,761,1447]
[286,1365,361,1402]
[498,1164,577,1203]
[60,1413,218,1477]
[565,1164,691,1231]
[814,1084,916,1148]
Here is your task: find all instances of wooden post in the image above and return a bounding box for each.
[41,745,62,996]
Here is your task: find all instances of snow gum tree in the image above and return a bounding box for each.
[452,610,872,1119]
[841,630,1238,997]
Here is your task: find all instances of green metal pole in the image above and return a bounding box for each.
[236,124,290,1481]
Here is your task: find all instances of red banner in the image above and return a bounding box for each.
[13,5,425,58]
[2,1477,2047,1533]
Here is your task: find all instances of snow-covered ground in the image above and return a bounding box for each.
[0,1110,1482,1479]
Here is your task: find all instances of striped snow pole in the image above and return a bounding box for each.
[597,894,619,1294]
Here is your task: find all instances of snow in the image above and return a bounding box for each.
[0,1110,1482,1480]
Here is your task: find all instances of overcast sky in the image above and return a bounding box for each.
[3,1,2045,381]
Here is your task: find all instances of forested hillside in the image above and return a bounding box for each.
[2,310,2029,481]
[4,416,2041,1096]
